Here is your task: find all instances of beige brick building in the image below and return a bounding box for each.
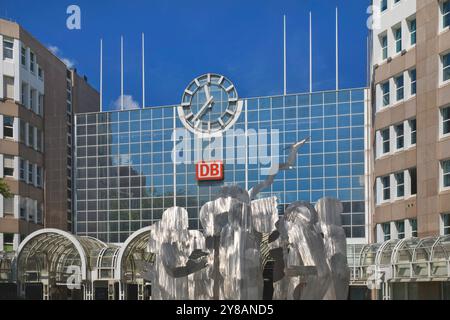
[0,19,99,251]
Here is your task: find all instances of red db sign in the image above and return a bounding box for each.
[196,161,224,181]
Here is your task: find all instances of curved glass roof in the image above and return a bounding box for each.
[348,236,450,282]
[16,229,106,284]
[115,226,154,283]
[11,229,450,286]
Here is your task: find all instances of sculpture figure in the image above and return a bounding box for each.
[315,198,350,300]
[144,138,350,301]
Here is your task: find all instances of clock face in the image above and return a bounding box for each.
[178,74,242,135]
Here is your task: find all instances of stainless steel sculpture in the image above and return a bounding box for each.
[145,138,350,300]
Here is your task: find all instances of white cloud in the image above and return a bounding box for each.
[112,95,140,110]
[61,58,75,69]
[48,45,60,55]
[47,44,76,68]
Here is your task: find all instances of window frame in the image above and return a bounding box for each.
[441,106,450,138]
[410,119,417,145]
[395,123,404,150]
[381,0,388,12]
[410,69,417,95]
[394,25,402,54]
[383,223,391,241]
[3,155,15,177]
[442,0,450,31]
[3,116,14,139]
[410,219,418,237]
[382,81,390,107]
[443,213,450,236]
[396,220,405,239]
[28,163,34,184]
[442,52,450,84]
[382,128,390,154]
[395,74,404,102]
[380,33,388,61]
[19,159,26,181]
[442,159,450,190]
[409,18,417,46]
[395,171,405,198]
[29,50,35,74]
[21,46,26,66]
[382,175,391,201]
[2,37,14,60]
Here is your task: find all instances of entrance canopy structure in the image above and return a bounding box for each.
[15,229,107,299]
[348,236,450,283]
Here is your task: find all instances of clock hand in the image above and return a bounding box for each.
[193,96,214,122]
[204,84,212,101]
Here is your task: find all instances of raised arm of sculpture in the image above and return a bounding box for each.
[249,137,310,200]
[161,242,208,278]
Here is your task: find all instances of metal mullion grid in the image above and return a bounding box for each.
[309,94,313,204]
[321,93,326,201]
[148,114,153,225]
[106,116,111,243]
[349,91,355,237]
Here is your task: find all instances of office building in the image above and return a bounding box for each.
[0,19,99,252]
[361,0,450,299]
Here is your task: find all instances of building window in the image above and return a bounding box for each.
[410,119,417,145]
[28,125,34,147]
[383,223,391,241]
[3,234,14,252]
[394,26,402,53]
[19,120,26,143]
[382,128,390,154]
[410,69,417,95]
[442,160,450,189]
[19,159,25,181]
[443,214,450,235]
[36,129,42,152]
[410,219,418,237]
[442,106,450,136]
[3,76,14,99]
[3,198,14,217]
[38,94,44,116]
[21,82,28,107]
[395,123,404,149]
[396,221,405,239]
[382,82,390,106]
[29,51,35,73]
[29,88,36,112]
[443,52,450,83]
[36,167,42,187]
[381,0,388,12]
[19,201,26,219]
[443,0,450,30]
[395,172,405,198]
[3,156,14,177]
[409,168,417,195]
[21,46,26,66]
[381,34,388,60]
[28,163,33,184]
[382,176,391,201]
[410,19,416,46]
[38,66,43,80]
[3,38,13,60]
[395,75,404,101]
[3,116,14,139]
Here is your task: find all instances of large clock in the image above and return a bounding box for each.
[178,73,242,135]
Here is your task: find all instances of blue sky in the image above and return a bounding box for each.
[1,0,370,110]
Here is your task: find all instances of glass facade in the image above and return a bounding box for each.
[75,88,368,243]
